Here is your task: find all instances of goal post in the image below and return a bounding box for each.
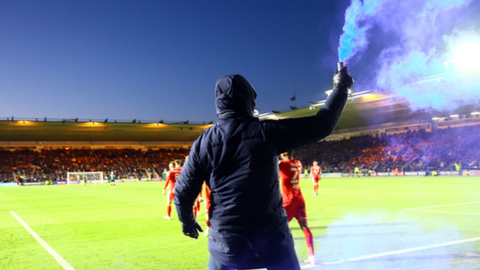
[66,171,105,185]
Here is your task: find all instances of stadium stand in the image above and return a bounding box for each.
[0,148,188,183]
[1,93,479,183]
[296,125,480,174]
[1,124,479,183]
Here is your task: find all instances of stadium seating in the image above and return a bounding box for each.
[295,125,480,173]
[1,125,479,182]
[0,148,188,182]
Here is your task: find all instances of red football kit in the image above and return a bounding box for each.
[203,183,212,227]
[311,164,321,194]
[164,168,180,201]
[279,158,307,223]
[203,183,212,215]
[279,157,314,259]
[311,165,321,182]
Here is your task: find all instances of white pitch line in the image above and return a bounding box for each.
[320,236,480,265]
[407,209,480,216]
[10,211,75,270]
[404,201,480,210]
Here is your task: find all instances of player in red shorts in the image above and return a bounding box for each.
[163,161,179,220]
[279,151,315,265]
[310,161,321,196]
[202,182,212,237]
[193,194,202,217]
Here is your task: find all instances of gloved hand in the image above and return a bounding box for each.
[182,219,203,239]
[333,66,354,90]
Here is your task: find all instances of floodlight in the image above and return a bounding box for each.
[452,42,480,71]
[471,111,480,115]
[432,117,440,121]
[450,114,459,118]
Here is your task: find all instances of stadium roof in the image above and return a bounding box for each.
[0,120,212,144]
[0,92,478,144]
[259,91,480,131]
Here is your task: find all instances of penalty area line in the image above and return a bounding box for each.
[10,211,75,270]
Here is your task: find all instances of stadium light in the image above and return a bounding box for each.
[451,41,480,71]
[432,117,441,121]
[471,111,480,115]
[450,114,459,118]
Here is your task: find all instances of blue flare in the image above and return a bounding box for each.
[338,0,383,62]
[337,0,479,112]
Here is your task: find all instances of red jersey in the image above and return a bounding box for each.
[279,158,304,205]
[311,165,321,177]
[164,169,180,192]
[203,182,212,214]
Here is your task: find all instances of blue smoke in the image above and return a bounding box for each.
[311,211,474,270]
[337,0,479,112]
[338,0,383,63]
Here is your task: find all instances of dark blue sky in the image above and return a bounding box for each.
[0,1,352,123]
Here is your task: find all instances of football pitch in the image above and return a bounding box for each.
[1,177,480,270]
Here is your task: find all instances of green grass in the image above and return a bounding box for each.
[1,177,480,270]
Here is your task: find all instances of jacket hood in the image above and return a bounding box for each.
[215,74,257,119]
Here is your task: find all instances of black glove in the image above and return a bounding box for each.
[182,219,203,239]
[333,66,354,90]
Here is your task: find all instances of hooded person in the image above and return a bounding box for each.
[175,68,354,270]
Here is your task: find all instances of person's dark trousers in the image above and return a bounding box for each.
[208,251,300,270]
[208,256,234,270]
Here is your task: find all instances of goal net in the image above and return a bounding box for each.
[66,171,105,185]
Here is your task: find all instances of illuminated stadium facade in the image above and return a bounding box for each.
[0,93,479,150]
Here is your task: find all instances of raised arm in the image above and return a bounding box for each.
[265,67,354,154]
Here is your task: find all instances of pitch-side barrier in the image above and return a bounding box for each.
[0,182,20,187]
[320,170,480,178]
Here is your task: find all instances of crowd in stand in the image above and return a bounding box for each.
[296,125,480,173]
[1,125,479,182]
[0,148,189,183]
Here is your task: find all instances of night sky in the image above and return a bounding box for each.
[1,1,479,123]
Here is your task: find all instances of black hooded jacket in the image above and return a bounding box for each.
[174,74,348,267]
